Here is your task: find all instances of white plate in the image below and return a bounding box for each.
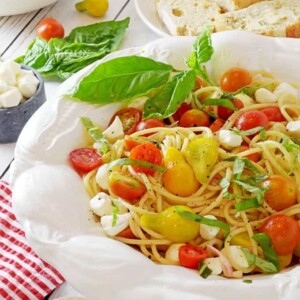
[10,31,300,300]
[134,0,170,37]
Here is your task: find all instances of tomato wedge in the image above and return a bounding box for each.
[209,118,225,132]
[129,142,163,176]
[69,148,102,173]
[109,108,142,135]
[179,244,208,269]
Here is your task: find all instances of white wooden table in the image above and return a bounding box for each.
[0,0,159,183]
[0,0,159,297]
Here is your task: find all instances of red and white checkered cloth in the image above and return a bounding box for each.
[0,180,64,300]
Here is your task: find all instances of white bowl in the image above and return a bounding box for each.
[0,0,58,16]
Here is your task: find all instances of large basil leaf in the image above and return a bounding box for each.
[68,56,173,104]
[143,69,196,119]
[16,18,129,80]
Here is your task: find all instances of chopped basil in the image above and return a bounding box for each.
[203,98,237,110]
[235,198,260,212]
[232,126,264,137]
[111,202,120,227]
[282,138,299,175]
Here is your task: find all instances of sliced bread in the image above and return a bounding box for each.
[215,0,300,37]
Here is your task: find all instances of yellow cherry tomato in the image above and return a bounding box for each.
[184,137,218,184]
[140,205,199,243]
[164,147,185,166]
[163,162,200,197]
[76,0,109,17]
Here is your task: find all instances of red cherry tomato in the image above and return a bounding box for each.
[260,107,286,122]
[69,148,102,173]
[129,142,163,176]
[261,175,297,211]
[124,137,142,151]
[110,108,142,135]
[234,110,269,132]
[260,214,300,255]
[210,118,225,132]
[179,109,211,128]
[117,227,137,239]
[136,118,165,132]
[217,99,244,121]
[37,18,65,41]
[179,244,208,269]
[108,171,146,204]
[220,67,252,92]
[232,145,261,162]
[172,102,192,122]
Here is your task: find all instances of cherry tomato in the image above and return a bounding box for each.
[194,76,204,90]
[209,173,222,186]
[179,109,211,128]
[217,99,244,121]
[108,171,146,203]
[232,145,261,162]
[234,110,269,132]
[260,214,300,255]
[172,102,192,122]
[136,118,165,132]
[117,226,136,239]
[209,118,225,132]
[124,137,142,151]
[129,143,163,176]
[220,67,252,92]
[260,107,286,122]
[179,244,208,269]
[37,18,65,41]
[109,108,142,135]
[69,148,102,173]
[261,175,297,211]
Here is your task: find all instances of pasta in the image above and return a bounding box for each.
[70,68,300,279]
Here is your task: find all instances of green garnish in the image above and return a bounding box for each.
[198,260,212,279]
[233,126,264,137]
[243,280,253,284]
[111,202,120,227]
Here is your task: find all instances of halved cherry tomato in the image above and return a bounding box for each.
[172,102,192,121]
[260,107,286,122]
[209,118,225,132]
[108,171,146,203]
[109,108,142,135]
[260,214,300,255]
[117,226,137,239]
[136,118,165,133]
[232,145,261,162]
[69,148,102,173]
[37,18,65,41]
[124,137,142,151]
[261,175,297,211]
[234,110,269,132]
[220,67,252,92]
[179,109,211,128]
[217,99,244,121]
[179,244,208,269]
[129,142,163,176]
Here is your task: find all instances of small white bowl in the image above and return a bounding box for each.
[0,0,58,16]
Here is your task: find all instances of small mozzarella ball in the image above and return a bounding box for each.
[3,60,22,76]
[286,120,300,138]
[199,215,220,240]
[0,80,8,94]
[0,87,23,108]
[255,88,276,103]
[227,245,249,268]
[0,64,17,86]
[204,257,223,275]
[274,82,298,104]
[96,163,111,191]
[165,243,185,262]
[90,192,113,217]
[18,77,39,98]
[101,212,131,237]
[102,116,124,142]
[219,130,243,150]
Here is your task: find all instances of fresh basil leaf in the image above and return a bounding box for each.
[203,98,237,110]
[235,198,260,212]
[143,69,196,119]
[16,18,129,79]
[69,56,173,104]
[233,126,264,137]
[252,233,280,271]
[108,158,166,173]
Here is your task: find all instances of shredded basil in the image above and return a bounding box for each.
[203,98,237,110]
[282,138,299,175]
[111,202,120,227]
[232,126,264,137]
[235,198,260,212]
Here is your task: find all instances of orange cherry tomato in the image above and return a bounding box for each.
[179,244,208,269]
[234,110,269,132]
[209,118,225,133]
[194,76,204,90]
[217,99,244,121]
[179,109,211,128]
[232,145,261,162]
[172,102,192,122]
[69,148,102,173]
[220,67,252,92]
[129,142,163,176]
[124,137,142,151]
[260,214,300,255]
[37,18,65,41]
[261,175,297,211]
[260,107,286,122]
[136,118,165,132]
[117,227,137,239]
[108,171,146,203]
[110,108,142,135]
